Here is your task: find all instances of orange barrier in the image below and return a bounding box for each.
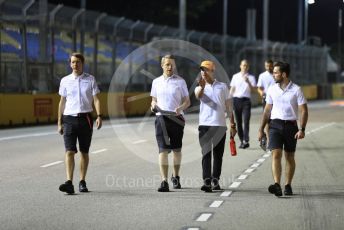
[0,92,151,126]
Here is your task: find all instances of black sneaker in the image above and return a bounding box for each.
[242,142,250,149]
[171,176,181,189]
[158,180,169,192]
[239,143,245,149]
[79,180,89,193]
[268,183,282,197]
[201,184,212,193]
[284,184,293,196]
[59,180,75,194]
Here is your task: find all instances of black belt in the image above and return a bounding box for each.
[65,113,91,118]
[271,119,297,125]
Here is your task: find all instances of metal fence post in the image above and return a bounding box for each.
[93,13,107,77]
[71,8,85,52]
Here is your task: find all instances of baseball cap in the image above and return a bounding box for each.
[200,60,215,72]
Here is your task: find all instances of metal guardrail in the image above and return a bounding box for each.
[0,0,328,94]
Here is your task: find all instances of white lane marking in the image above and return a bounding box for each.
[40,161,63,168]
[187,228,200,230]
[251,163,260,168]
[220,191,233,197]
[238,174,248,180]
[209,200,224,208]
[133,140,147,144]
[257,158,266,163]
[263,153,270,158]
[196,213,212,222]
[0,132,56,141]
[91,149,107,154]
[306,122,336,135]
[229,181,242,188]
[245,168,255,173]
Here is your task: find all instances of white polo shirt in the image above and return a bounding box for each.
[195,80,231,127]
[230,72,256,98]
[257,71,275,94]
[59,73,100,116]
[150,74,189,114]
[266,81,307,121]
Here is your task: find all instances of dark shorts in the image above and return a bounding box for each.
[268,119,298,152]
[155,115,185,153]
[63,114,93,154]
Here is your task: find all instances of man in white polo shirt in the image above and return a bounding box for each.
[257,59,275,149]
[230,59,257,149]
[57,53,102,194]
[258,61,308,197]
[150,54,190,192]
[195,60,237,192]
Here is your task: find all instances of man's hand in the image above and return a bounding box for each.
[58,123,63,135]
[230,127,237,137]
[175,107,182,115]
[198,77,206,89]
[96,117,102,130]
[258,129,265,142]
[295,130,305,139]
[151,101,157,112]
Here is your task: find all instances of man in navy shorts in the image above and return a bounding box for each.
[57,53,102,194]
[150,54,190,192]
[258,61,308,197]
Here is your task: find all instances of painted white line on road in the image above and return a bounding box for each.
[238,174,248,180]
[229,181,242,188]
[196,213,212,222]
[306,122,336,135]
[257,158,266,163]
[133,140,147,144]
[209,200,224,208]
[0,132,56,141]
[187,228,200,230]
[251,163,260,168]
[220,191,233,197]
[91,149,107,154]
[263,153,270,158]
[245,168,255,173]
[40,161,63,168]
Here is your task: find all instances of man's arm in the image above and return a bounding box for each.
[57,96,66,135]
[151,96,157,112]
[93,94,102,129]
[225,98,237,137]
[257,87,265,97]
[176,96,191,115]
[295,103,308,139]
[258,103,272,140]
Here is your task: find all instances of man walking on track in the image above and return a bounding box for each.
[57,53,102,194]
[195,60,237,193]
[150,54,190,192]
[257,59,275,150]
[230,59,256,149]
[258,61,308,197]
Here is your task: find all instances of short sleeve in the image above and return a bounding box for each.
[265,87,273,104]
[257,74,263,87]
[297,87,307,105]
[92,77,100,95]
[229,75,235,87]
[224,84,231,100]
[58,78,67,97]
[181,80,189,97]
[150,79,157,97]
[249,75,257,87]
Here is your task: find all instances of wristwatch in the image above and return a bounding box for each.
[299,127,305,132]
[97,114,103,118]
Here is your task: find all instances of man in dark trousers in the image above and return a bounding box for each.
[57,53,102,194]
[230,59,256,149]
[258,61,308,197]
[195,60,236,192]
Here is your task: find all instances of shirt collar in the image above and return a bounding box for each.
[71,72,84,79]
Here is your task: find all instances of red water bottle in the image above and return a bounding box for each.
[230,136,237,156]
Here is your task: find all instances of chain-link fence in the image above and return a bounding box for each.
[0,0,328,94]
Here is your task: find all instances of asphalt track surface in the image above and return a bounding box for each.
[0,100,343,230]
